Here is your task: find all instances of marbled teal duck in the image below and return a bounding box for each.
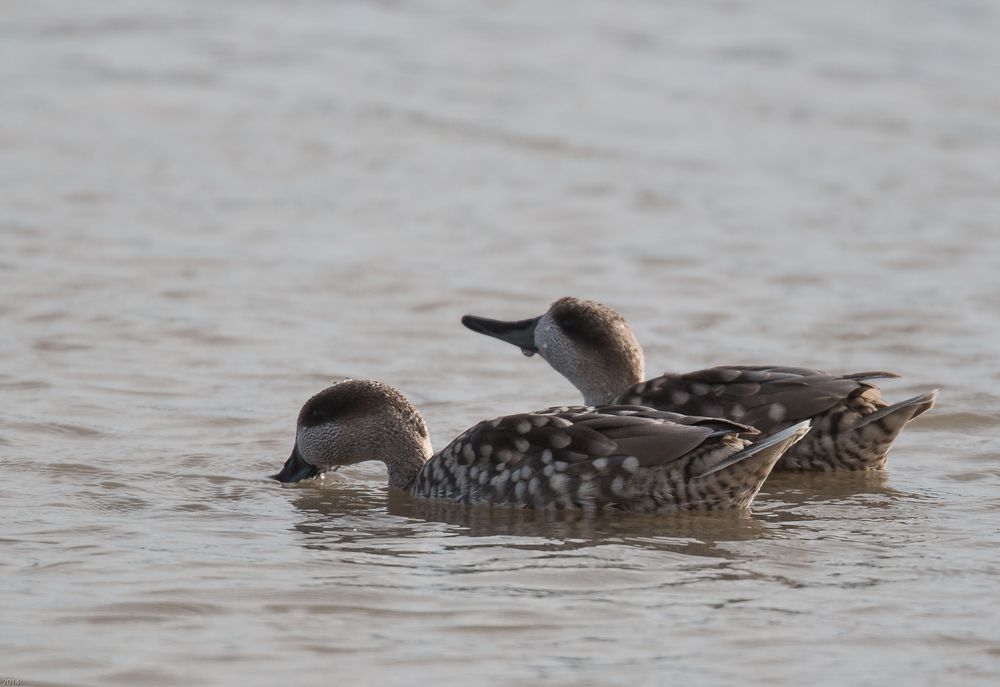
[462,297,937,471]
[272,379,810,512]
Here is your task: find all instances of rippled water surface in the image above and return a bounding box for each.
[3,1,1000,685]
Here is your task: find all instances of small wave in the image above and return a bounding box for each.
[9,421,108,439]
[911,411,999,431]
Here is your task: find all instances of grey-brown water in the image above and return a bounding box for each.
[2,1,999,685]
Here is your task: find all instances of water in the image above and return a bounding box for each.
[2,1,999,685]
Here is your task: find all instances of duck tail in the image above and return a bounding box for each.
[698,420,811,477]
[778,390,937,470]
[851,390,938,430]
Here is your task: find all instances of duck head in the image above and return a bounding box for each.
[462,297,645,405]
[272,379,432,489]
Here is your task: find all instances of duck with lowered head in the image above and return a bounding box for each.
[462,297,936,471]
[272,379,810,512]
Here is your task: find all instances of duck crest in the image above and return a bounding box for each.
[299,379,428,439]
[550,297,628,349]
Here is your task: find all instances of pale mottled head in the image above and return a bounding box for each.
[462,297,645,405]
[272,379,432,489]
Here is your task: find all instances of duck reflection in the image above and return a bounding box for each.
[760,470,894,505]
[277,465,920,562]
[279,474,773,561]
[756,470,913,515]
[749,469,929,544]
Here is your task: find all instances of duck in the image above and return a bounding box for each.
[461,297,937,471]
[271,379,811,512]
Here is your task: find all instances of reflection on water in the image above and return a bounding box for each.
[759,470,901,509]
[286,485,770,560]
[2,0,1000,685]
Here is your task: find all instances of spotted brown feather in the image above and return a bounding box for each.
[410,405,796,510]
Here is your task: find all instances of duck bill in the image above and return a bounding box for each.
[271,443,320,483]
[461,314,540,356]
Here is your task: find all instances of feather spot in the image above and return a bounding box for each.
[541,449,554,464]
[622,456,640,473]
[718,368,742,382]
[531,415,549,427]
[469,466,479,480]
[731,404,746,420]
[691,383,710,396]
[515,481,527,501]
[768,403,787,422]
[520,466,533,480]
[592,458,609,471]
[549,473,569,495]
[515,420,531,434]
[611,476,626,496]
[548,432,572,449]
[513,437,530,452]
[496,448,512,463]
[554,461,568,472]
[671,391,690,404]
[462,443,475,463]
[543,464,555,477]
[479,444,493,459]
[528,477,540,496]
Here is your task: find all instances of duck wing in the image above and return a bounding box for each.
[411,406,752,509]
[615,365,899,432]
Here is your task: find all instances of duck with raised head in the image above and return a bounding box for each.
[271,379,810,512]
[462,297,937,471]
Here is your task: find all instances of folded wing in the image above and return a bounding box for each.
[615,365,897,432]
[412,405,754,508]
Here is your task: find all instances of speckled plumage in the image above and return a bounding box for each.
[462,299,937,472]
[616,366,937,471]
[273,380,811,512]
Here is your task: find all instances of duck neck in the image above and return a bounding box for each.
[577,352,645,406]
[382,431,434,491]
[580,378,635,406]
